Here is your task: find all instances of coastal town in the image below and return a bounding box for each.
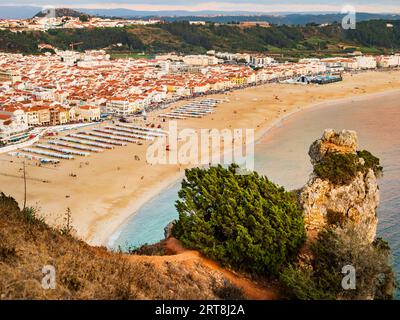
[1,0,400,305]
[0,13,162,31]
[0,11,273,31]
[1,47,400,146]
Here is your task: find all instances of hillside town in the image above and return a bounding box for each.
[1,48,400,145]
[0,15,162,31]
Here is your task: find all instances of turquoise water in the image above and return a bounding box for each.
[111,91,400,298]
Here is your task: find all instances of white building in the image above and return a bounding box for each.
[356,56,377,69]
[33,89,54,101]
[250,56,275,67]
[183,55,219,66]
[376,55,400,68]
[189,21,206,25]
[340,58,359,70]
[77,105,101,121]
[0,114,29,144]
[25,107,40,126]
[0,108,28,127]
[58,51,81,66]
[106,99,135,116]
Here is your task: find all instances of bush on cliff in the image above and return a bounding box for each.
[313,150,382,185]
[173,164,306,276]
[313,153,363,185]
[357,150,383,176]
[280,227,397,300]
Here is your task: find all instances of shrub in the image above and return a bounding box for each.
[313,153,363,185]
[0,192,20,214]
[280,228,397,300]
[313,150,383,185]
[61,207,74,236]
[326,210,347,227]
[0,244,17,262]
[212,280,246,300]
[173,164,306,276]
[79,15,89,22]
[20,207,46,226]
[280,264,335,300]
[128,242,166,256]
[357,150,383,175]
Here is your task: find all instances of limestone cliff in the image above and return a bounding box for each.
[300,129,380,242]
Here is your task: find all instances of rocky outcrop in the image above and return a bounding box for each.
[164,220,177,239]
[308,129,358,165]
[300,129,379,242]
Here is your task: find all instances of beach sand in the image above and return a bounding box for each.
[1,70,399,246]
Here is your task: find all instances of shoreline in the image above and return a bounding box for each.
[105,86,400,248]
[1,70,400,248]
[254,87,400,142]
[106,172,184,248]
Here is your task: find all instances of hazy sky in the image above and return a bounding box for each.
[0,0,399,13]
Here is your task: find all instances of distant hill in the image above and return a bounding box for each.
[34,8,88,18]
[76,10,400,25]
[1,6,400,25]
[160,13,400,25]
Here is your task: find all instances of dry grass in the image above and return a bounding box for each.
[0,192,240,300]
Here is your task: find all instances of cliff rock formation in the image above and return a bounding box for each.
[300,129,379,242]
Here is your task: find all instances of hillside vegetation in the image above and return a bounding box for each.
[0,20,399,56]
[0,192,249,300]
[280,228,396,300]
[173,164,306,276]
[172,155,396,299]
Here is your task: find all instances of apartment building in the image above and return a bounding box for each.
[356,56,377,69]
[250,56,275,67]
[0,107,28,127]
[49,106,69,126]
[36,106,51,126]
[25,107,40,126]
[77,105,101,121]
[106,98,134,116]
[376,55,400,68]
[0,114,29,144]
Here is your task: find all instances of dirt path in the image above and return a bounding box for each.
[128,237,279,300]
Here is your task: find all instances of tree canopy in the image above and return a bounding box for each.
[313,150,383,185]
[1,20,399,56]
[280,227,397,300]
[173,164,306,276]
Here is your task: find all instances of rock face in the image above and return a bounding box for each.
[308,129,358,165]
[164,220,177,239]
[300,129,379,242]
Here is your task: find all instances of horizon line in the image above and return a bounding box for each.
[0,3,400,15]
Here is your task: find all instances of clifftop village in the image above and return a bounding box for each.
[1,42,400,146]
[0,15,162,31]
[0,14,268,31]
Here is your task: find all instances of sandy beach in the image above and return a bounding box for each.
[1,70,399,246]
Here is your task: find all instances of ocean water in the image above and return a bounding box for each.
[111,91,400,298]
